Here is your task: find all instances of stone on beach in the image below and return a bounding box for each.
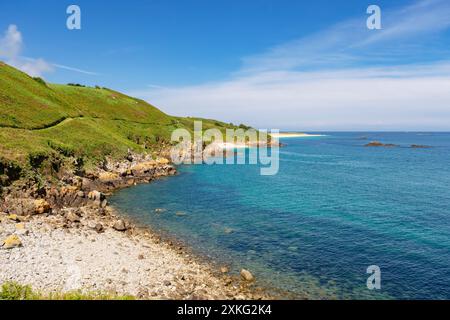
[113,220,127,231]
[220,266,229,274]
[66,210,81,223]
[15,223,25,230]
[2,234,22,249]
[240,269,254,282]
[34,199,51,215]
[94,223,104,233]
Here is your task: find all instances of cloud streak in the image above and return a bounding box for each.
[131,0,450,131]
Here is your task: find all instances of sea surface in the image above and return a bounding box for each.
[110,132,450,299]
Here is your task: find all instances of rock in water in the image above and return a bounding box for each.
[365,141,398,147]
[411,144,431,148]
[224,227,234,234]
[2,235,22,249]
[240,269,254,282]
[113,220,127,231]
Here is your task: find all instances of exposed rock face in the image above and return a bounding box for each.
[240,269,254,282]
[98,172,120,182]
[365,141,398,147]
[2,234,22,249]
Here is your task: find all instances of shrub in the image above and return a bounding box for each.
[67,83,86,87]
[32,77,47,86]
[0,282,36,300]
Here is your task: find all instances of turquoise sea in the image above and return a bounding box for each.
[110,132,450,299]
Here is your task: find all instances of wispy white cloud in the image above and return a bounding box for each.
[0,24,98,77]
[51,63,99,76]
[240,0,450,74]
[147,84,167,89]
[131,0,450,131]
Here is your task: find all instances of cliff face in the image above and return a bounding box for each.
[0,62,236,190]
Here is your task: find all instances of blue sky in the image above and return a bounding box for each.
[1,0,450,130]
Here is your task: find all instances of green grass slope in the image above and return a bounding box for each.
[0,61,237,186]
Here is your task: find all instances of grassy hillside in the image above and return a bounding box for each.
[0,61,237,186]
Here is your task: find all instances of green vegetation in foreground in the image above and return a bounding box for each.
[0,61,243,186]
[0,282,134,300]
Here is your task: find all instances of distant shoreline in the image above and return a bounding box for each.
[270,132,327,138]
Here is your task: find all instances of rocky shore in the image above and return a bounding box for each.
[0,152,270,299]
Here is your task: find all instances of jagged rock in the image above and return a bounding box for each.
[240,269,254,282]
[34,199,51,215]
[2,234,22,249]
[113,220,127,231]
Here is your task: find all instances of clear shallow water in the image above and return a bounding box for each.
[110,132,450,299]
